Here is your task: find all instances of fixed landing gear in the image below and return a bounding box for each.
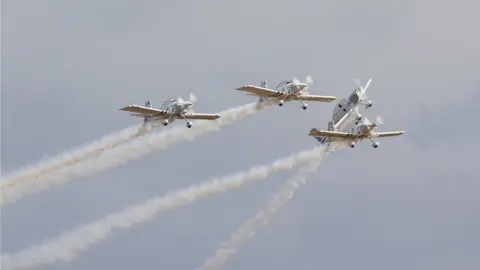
[355,114,363,125]
[367,137,379,148]
[299,98,308,110]
[163,119,169,126]
[277,98,308,110]
[180,116,192,128]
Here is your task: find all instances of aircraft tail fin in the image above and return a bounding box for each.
[143,100,152,123]
[314,136,330,145]
[328,121,335,131]
[313,121,335,145]
[257,80,268,102]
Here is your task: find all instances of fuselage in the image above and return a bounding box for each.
[352,123,377,136]
[331,88,364,124]
[168,101,193,114]
[150,100,193,123]
[278,80,309,97]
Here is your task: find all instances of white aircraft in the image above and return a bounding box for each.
[235,76,336,110]
[332,78,373,125]
[119,93,220,128]
[312,108,358,146]
[309,116,404,148]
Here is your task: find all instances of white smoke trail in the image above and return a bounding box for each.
[200,151,328,270]
[0,102,267,205]
[199,143,347,270]
[0,124,146,189]
[1,146,325,270]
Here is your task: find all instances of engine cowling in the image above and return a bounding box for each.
[365,100,372,109]
[349,141,355,148]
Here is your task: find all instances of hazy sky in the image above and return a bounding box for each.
[2,0,480,269]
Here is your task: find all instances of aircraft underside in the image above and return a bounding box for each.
[149,114,193,128]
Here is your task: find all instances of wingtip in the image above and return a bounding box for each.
[235,85,249,90]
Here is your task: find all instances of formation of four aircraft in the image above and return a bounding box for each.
[119,77,404,149]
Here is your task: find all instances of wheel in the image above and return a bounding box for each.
[301,105,307,110]
[186,123,192,128]
[163,123,168,126]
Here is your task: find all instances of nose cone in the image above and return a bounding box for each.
[298,83,308,90]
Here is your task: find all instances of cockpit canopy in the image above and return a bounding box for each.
[276,80,292,89]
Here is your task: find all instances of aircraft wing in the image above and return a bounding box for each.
[183,113,221,120]
[308,128,357,139]
[294,94,336,102]
[119,105,168,117]
[235,85,287,99]
[374,131,405,137]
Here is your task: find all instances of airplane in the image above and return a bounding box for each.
[332,78,373,126]
[309,116,404,148]
[312,107,358,146]
[235,76,336,110]
[119,93,220,128]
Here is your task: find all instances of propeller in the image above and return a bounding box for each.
[352,78,362,88]
[305,75,314,84]
[292,76,313,85]
[363,115,384,126]
[182,93,197,112]
[351,77,371,99]
[362,117,372,125]
[188,93,197,103]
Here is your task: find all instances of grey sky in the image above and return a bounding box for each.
[2,0,479,269]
